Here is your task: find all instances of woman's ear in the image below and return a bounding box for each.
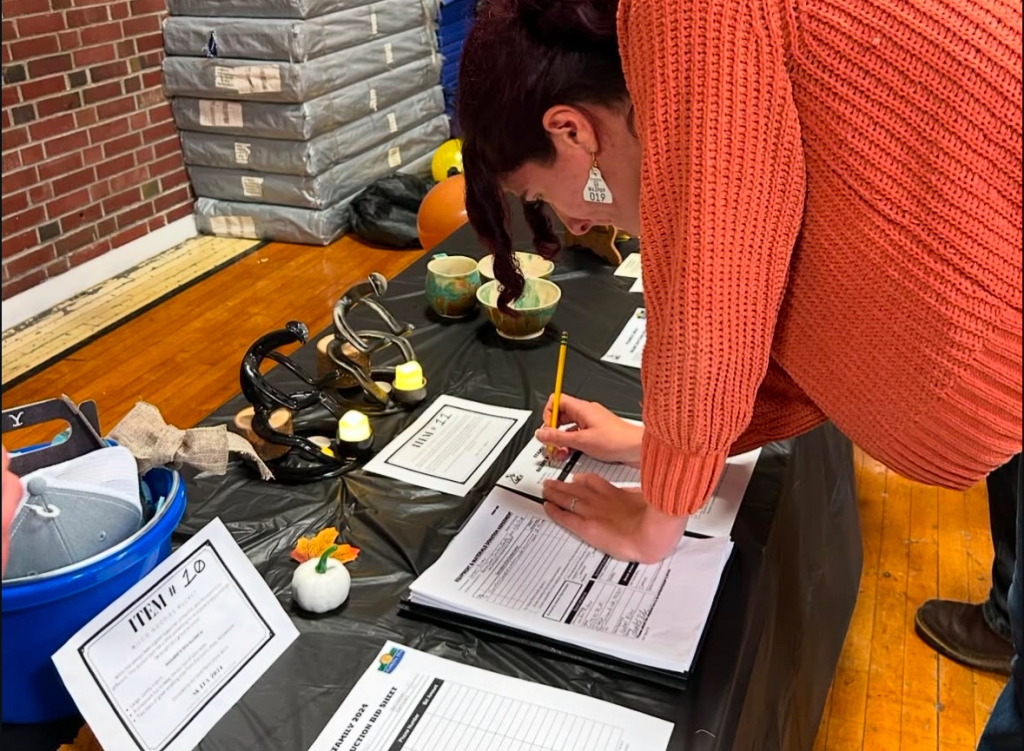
[542,105,598,154]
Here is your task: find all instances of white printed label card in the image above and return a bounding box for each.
[53,518,298,751]
[362,395,531,496]
[614,253,642,278]
[601,308,646,369]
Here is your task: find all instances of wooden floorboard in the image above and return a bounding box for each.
[902,481,940,751]
[1,232,1003,750]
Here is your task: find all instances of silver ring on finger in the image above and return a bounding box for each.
[569,497,578,514]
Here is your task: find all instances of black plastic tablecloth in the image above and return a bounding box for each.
[7,222,861,751]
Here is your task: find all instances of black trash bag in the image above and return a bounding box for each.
[349,173,436,249]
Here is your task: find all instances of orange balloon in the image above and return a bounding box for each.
[417,174,468,251]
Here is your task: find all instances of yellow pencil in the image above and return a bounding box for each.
[547,332,569,457]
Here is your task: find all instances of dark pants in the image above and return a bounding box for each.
[983,455,1020,642]
[977,455,1023,750]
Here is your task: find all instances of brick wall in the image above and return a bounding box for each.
[1,0,192,300]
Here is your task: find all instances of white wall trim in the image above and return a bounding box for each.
[2,215,198,333]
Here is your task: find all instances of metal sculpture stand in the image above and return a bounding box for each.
[239,321,352,474]
[326,272,421,406]
[235,274,425,482]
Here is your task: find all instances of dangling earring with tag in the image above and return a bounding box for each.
[582,154,614,204]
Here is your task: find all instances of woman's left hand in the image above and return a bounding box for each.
[541,474,688,564]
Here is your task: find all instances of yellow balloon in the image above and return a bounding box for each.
[431,138,464,182]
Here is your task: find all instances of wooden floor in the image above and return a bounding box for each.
[814,451,1004,751]
[1,234,1004,750]
[1,235,260,387]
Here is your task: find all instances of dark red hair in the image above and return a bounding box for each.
[456,0,628,312]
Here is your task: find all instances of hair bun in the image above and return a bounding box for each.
[514,0,619,48]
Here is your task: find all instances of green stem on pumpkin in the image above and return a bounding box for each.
[316,545,339,574]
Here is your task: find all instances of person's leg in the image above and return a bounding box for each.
[983,456,1020,641]
[915,455,1019,675]
[976,456,1023,750]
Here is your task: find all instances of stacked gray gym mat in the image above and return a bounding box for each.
[163,0,448,245]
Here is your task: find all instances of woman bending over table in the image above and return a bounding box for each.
[455,2,1021,745]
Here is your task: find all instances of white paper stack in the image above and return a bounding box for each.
[407,487,733,676]
[497,430,761,539]
[308,641,675,751]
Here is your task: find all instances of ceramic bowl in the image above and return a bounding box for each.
[476,278,561,340]
[477,252,554,282]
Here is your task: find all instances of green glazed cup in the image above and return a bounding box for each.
[425,253,481,319]
[477,252,554,282]
[476,278,562,340]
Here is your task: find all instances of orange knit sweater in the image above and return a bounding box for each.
[617,0,1023,516]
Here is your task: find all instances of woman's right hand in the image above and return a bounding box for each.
[534,394,644,465]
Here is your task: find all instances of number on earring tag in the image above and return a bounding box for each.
[583,167,614,204]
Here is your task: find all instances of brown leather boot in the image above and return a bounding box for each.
[914,600,1013,675]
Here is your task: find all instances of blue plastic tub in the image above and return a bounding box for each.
[1,466,187,724]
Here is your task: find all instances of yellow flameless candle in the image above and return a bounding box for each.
[337,410,372,443]
[394,361,425,391]
[309,435,335,457]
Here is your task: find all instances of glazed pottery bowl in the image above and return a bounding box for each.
[476,278,561,340]
[425,253,481,319]
[477,252,554,282]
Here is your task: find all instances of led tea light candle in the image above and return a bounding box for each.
[336,410,374,455]
[394,361,424,390]
[309,435,335,458]
[392,360,427,405]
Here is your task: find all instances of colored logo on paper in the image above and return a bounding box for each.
[378,647,405,673]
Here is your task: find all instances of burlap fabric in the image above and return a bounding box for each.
[109,402,273,481]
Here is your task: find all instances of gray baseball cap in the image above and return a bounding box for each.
[3,445,145,581]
